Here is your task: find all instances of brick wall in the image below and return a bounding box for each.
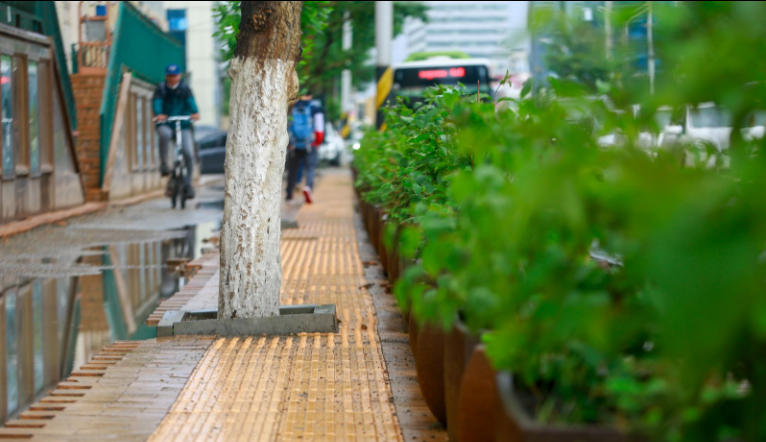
[72,74,106,202]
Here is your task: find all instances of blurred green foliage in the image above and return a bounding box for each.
[213,1,427,120]
[405,51,471,61]
[354,2,766,441]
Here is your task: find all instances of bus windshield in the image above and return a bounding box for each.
[393,64,491,98]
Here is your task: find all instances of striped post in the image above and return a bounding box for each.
[375,2,392,130]
[340,112,351,139]
[375,66,392,131]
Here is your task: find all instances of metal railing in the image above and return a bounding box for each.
[77,42,110,73]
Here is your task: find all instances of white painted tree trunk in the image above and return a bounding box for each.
[219,2,302,319]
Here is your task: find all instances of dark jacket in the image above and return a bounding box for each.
[152,81,198,129]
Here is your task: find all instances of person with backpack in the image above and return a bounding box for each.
[287,92,324,204]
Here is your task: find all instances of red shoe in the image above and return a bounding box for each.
[303,186,313,205]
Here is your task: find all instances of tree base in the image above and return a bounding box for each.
[157,304,338,337]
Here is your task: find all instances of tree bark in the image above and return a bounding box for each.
[219,1,303,319]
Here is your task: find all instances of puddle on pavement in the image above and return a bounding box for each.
[0,220,220,422]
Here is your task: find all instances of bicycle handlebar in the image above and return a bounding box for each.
[155,116,194,123]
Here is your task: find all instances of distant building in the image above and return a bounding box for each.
[56,1,169,73]
[397,1,531,77]
[163,1,223,129]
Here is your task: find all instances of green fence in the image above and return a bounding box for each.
[2,1,34,15]
[99,1,185,184]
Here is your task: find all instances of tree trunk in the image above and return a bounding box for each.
[219,1,303,319]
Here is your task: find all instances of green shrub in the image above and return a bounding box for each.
[354,2,766,441]
[353,86,471,224]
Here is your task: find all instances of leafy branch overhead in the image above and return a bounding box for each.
[214,1,427,96]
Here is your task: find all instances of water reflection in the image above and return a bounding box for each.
[0,221,218,423]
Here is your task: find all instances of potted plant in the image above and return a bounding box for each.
[492,371,643,442]
[445,316,482,440]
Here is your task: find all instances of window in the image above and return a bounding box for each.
[167,9,187,48]
[143,99,151,168]
[690,106,733,128]
[136,95,143,170]
[38,61,52,167]
[12,55,23,170]
[128,95,136,169]
[1,55,12,175]
[146,98,155,168]
[28,60,39,173]
[166,9,188,31]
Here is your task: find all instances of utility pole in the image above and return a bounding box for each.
[647,1,655,95]
[341,10,353,138]
[375,1,392,130]
[605,1,613,60]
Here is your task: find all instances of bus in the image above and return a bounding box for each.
[392,57,493,106]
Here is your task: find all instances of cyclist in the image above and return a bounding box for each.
[153,64,199,199]
[286,92,324,204]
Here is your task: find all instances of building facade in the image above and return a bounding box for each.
[163,1,223,128]
[56,1,169,74]
[0,2,85,223]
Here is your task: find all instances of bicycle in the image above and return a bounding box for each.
[156,115,193,209]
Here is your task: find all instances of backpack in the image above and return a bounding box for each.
[154,82,193,115]
[290,103,314,149]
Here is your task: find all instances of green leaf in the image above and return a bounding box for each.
[520,78,533,99]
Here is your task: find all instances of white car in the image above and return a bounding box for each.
[596,105,667,151]
[744,110,766,141]
[662,102,732,151]
[318,122,344,166]
[660,103,733,167]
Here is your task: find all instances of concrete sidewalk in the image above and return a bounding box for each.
[0,175,225,240]
[0,169,445,441]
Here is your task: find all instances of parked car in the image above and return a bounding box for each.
[659,103,732,167]
[195,125,227,174]
[318,122,344,166]
[661,103,732,149]
[596,104,672,151]
[744,110,766,141]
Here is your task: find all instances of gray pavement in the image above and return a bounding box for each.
[0,171,313,280]
[0,180,226,279]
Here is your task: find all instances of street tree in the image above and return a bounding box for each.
[219,1,303,319]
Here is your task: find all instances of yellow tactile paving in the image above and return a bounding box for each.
[148,172,404,442]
